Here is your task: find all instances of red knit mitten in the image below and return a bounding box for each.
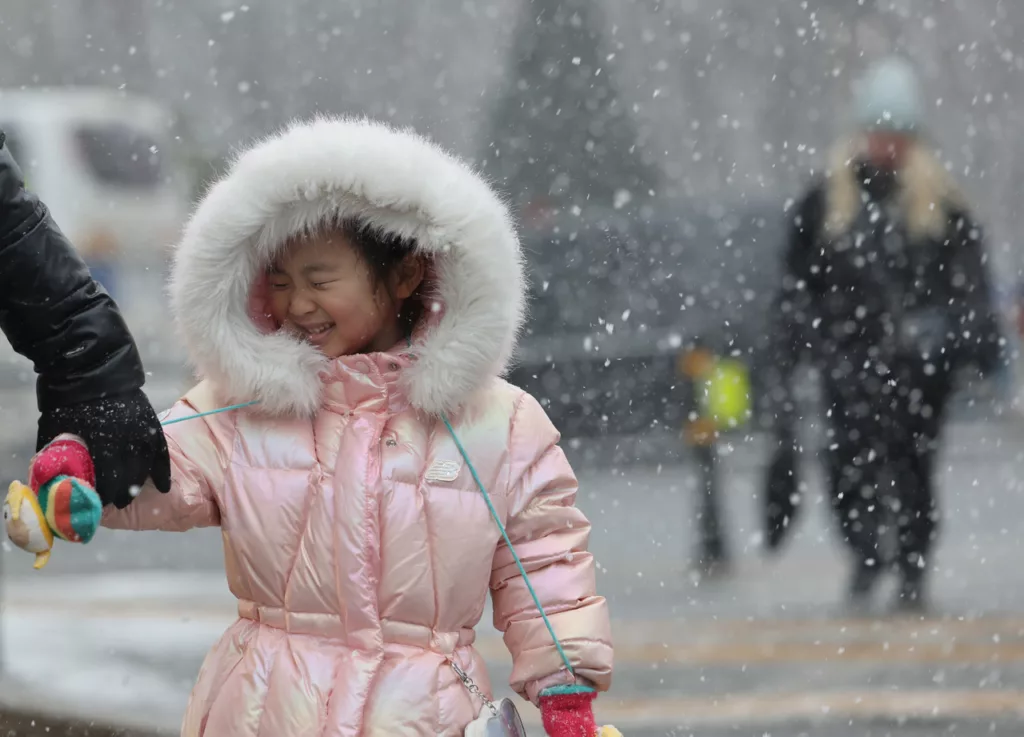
[29,434,96,492]
[539,685,597,737]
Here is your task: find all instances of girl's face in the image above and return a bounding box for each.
[267,230,423,359]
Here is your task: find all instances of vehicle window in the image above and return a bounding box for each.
[74,122,163,188]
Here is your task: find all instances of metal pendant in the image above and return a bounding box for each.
[451,659,529,737]
[485,699,527,737]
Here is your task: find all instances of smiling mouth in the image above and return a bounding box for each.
[289,323,335,344]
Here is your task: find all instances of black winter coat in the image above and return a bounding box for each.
[758,159,1003,550]
[0,130,145,410]
[768,163,1003,409]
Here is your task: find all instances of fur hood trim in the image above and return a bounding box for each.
[169,116,525,418]
[823,137,965,241]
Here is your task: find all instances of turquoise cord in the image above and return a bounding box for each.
[441,414,576,677]
[160,400,261,426]
[540,683,596,696]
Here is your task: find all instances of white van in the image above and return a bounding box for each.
[0,86,190,283]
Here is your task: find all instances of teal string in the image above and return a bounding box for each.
[441,414,575,677]
[540,683,595,696]
[160,400,260,426]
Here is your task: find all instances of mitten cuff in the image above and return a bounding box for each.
[526,671,599,705]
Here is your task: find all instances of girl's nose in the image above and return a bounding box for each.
[288,292,318,317]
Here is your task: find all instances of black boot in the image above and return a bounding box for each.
[847,558,884,612]
[691,542,731,582]
[892,564,929,615]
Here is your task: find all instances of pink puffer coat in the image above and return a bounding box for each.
[103,117,613,737]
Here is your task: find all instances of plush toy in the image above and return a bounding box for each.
[3,434,102,569]
[539,685,622,737]
[4,481,54,569]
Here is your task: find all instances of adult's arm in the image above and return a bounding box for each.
[0,129,145,409]
[761,183,828,433]
[0,130,170,507]
[945,206,1005,378]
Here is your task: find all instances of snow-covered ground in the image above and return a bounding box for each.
[4,431,1024,734]
[0,573,229,734]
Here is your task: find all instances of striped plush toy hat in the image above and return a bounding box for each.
[29,434,103,544]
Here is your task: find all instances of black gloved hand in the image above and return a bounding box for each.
[37,389,172,509]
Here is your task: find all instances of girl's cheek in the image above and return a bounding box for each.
[268,296,287,321]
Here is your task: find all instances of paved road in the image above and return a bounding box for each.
[628,726,1022,737]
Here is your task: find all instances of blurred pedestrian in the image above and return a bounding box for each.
[678,338,730,578]
[0,130,170,509]
[764,57,1003,612]
[677,335,753,579]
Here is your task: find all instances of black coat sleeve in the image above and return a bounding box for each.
[944,207,1005,378]
[761,183,827,435]
[0,130,145,410]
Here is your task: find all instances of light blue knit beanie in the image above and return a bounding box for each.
[853,56,923,133]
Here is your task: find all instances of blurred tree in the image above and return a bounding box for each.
[481,0,660,214]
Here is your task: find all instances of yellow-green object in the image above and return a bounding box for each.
[699,358,752,431]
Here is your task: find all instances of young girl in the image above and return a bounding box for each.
[89,118,612,735]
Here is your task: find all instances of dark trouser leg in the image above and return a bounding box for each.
[890,372,948,610]
[694,443,729,573]
[890,442,937,608]
[824,374,891,602]
[823,440,888,569]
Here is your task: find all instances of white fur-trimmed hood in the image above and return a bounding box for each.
[169,117,525,418]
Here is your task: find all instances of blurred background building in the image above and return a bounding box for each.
[2,1,1020,446]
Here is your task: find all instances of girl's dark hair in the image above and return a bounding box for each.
[338,217,426,338]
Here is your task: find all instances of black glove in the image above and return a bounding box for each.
[36,389,172,509]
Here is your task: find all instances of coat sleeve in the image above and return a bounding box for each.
[945,208,1005,378]
[490,391,613,704]
[0,129,145,411]
[101,394,225,531]
[761,184,827,435]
